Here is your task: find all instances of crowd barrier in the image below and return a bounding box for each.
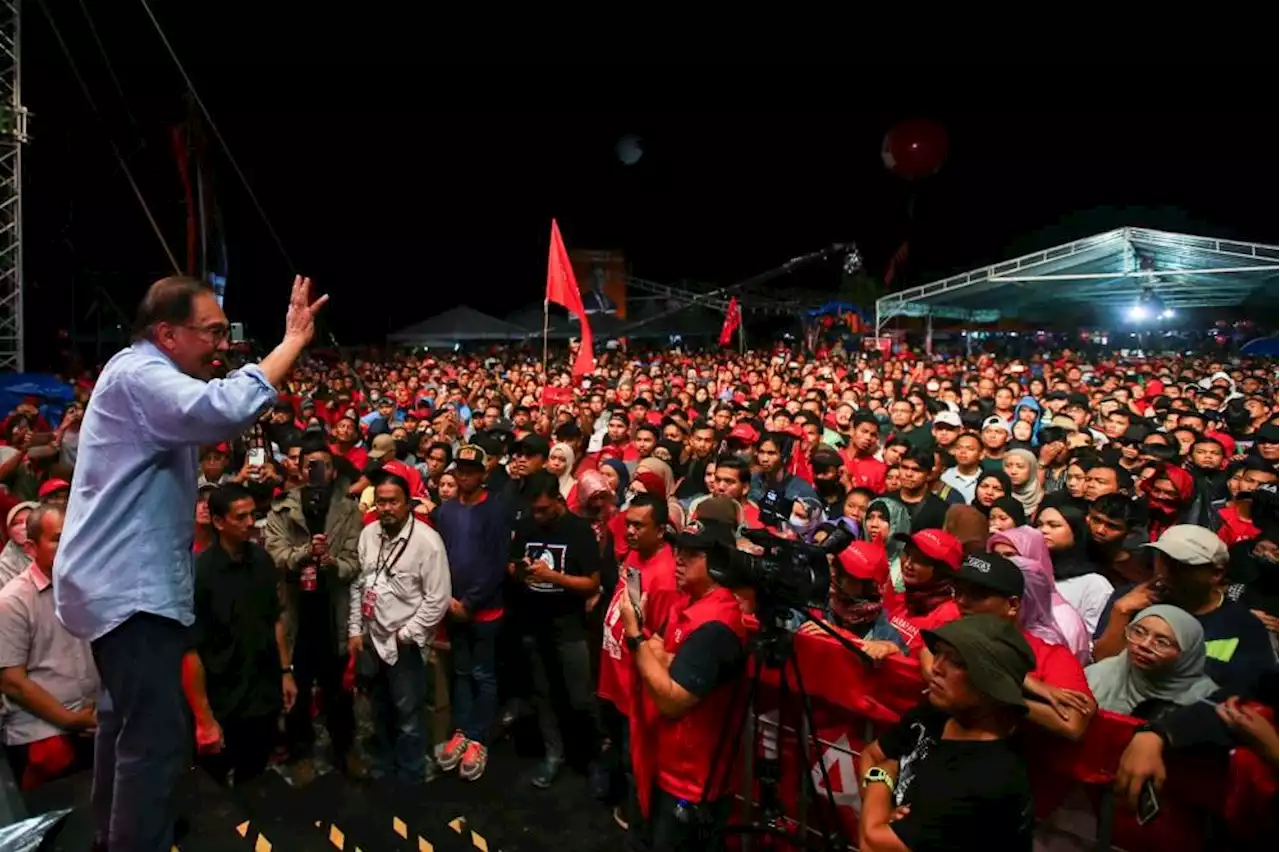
[738,625,1275,852]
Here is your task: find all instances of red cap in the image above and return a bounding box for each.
[38,478,71,499]
[836,541,890,581]
[892,528,963,571]
[728,422,760,444]
[1203,430,1236,459]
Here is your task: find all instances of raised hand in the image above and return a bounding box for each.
[283,275,330,345]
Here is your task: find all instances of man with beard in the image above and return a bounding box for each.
[264,435,364,780]
[348,471,451,783]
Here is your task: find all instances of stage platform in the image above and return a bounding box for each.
[21,735,618,852]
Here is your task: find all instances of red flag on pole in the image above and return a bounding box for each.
[546,219,595,377]
[718,296,741,347]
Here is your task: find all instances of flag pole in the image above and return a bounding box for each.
[541,297,549,377]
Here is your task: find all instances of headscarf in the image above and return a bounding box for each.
[1004,448,1044,519]
[635,456,685,529]
[1042,503,1099,581]
[864,497,912,593]
[989,526,1091,664]
[788,497,827,543]
[1085,604,1219,715]
[971,470,1013,515]
[550,442,577,499]
[943,504,989,554]
[990,496,1027,529]
[1012,555,1071,650]
[600,458,631,508]
[1140,463,1194,542]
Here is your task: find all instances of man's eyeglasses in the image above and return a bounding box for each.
[184,322,231,343]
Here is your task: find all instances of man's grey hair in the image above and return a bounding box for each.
[26,505,63,544]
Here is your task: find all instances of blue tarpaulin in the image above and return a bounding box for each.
[805,301,869,321]
[0,374,73,427]
[1241,336,1279,357]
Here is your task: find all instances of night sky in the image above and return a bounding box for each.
[19,3,1279,369]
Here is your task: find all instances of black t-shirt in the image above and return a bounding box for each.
[1092,585,1277,692]
[669,622,745,699]
[510,509,600,634]
[878,704,1033,852]
[891,491,949,532]
[190,542,283,721]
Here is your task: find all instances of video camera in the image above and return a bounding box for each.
[717,525,854,615]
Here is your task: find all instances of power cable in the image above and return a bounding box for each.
[136,0,298,271]
[75,0,140,135]
[36,0,181,274]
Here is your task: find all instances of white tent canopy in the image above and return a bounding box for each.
[387,306,531,347]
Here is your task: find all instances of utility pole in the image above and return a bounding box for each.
[0,0,27,371]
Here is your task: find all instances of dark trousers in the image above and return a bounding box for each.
[367,643,428,783]
[285,636,353,763]
[631,788,731,852]
[196,714,277,788]
[450,619,500,744]
[596,701,637,814]
[91,613,189,852]
[524,628,595,764]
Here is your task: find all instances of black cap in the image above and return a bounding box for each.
[377,396,395,406]
[1044,390,1069,402]
[954,552,1025,598]
[1257,422,1279,444]
[512,434,550,459]
[667,519,738,552]
[472,432,505,457]
[454,444,487,469]
[923,615,1035,712]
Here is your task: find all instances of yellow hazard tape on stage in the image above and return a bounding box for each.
[446,816,489,852]
[254,836,272,852]
[418,838,433,852]
[237,821,250,838]
[329,824,345,849]
[393,817,408,839]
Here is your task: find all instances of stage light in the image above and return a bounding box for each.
[1128,304,1149,321]
[1160,309,1175,320]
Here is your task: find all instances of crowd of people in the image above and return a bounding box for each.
[0,276,1275,851]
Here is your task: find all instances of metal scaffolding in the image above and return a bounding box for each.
[0,0,24,371]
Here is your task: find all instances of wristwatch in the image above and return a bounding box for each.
[625,633,644,653]
[861,766,895,793]
[281,665,294,675]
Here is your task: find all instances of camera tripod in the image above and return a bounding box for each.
[697,602,873,851]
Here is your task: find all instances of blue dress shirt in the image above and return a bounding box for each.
[54,340,277,641]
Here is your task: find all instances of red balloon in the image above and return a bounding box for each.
[882,119,949,180]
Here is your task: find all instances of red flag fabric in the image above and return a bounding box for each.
[718,296,741,347]
[546,220,595,377]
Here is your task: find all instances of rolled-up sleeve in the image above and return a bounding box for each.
[127,360,276,449]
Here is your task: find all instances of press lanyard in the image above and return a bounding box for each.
[373,516,414,585]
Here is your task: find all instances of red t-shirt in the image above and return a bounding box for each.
[1024,631,1090,692]
[841,450,887,495]
[1217,504,1260,547]
[597,544,680,716]
[886,599,962,654]
[331,443,369,471]
[741,501,764,530]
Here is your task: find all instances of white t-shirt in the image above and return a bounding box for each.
[1056,573,1115,636]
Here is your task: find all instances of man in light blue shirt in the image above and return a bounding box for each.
[56,275,327,852]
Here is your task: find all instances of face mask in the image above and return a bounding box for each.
[394,439,412,460]
[788,514,809,531]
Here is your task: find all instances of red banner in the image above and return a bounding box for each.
[736,626,1274,851]
[540,386,574,407]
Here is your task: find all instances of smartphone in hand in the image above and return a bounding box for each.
[1136,779,1160,826]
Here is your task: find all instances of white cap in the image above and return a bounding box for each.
[933,411,963,429]
[1142,524,1228,569]
[982,415,1011,434]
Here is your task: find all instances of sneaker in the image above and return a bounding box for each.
[437,731,470,772]
[612,806,629,831]
[530,756,562,789]
[458,741,488,781]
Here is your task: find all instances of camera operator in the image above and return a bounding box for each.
[263,434,364,778]
[619,518,748,852]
